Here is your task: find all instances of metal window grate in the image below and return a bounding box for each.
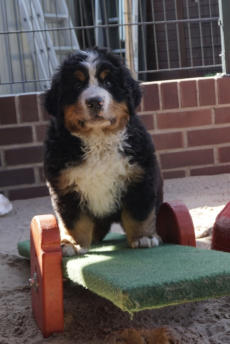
[0,0,222,95]
[137,0,221,80]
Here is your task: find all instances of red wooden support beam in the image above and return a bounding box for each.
[30,214,64,337]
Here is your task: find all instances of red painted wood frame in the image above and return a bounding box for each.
[29,201,196,337]
[30,215,64,337]
[212,202,230,252]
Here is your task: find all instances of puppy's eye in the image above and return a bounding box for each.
[103,79,112,88]
[74,82,82,90]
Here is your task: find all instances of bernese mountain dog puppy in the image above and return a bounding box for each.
[44,48,163,256]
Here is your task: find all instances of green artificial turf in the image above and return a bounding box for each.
[18,233,230,313]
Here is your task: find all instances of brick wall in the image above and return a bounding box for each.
[1,76,230,200]
[139,76,230,179]
[0,93,49,200]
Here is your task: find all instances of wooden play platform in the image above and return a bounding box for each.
[18,201,230,338]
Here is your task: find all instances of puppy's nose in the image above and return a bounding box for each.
[86,97,104,112]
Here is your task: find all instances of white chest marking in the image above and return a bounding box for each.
[60,130,142,217]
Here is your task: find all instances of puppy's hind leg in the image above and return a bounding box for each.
[121,208,162,249]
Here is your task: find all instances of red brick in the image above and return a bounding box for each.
[0,168,35,187]
[36,124,48,142]
[18,94,39,122]
[160,149,214,169]
[142,84,160,111]
[9,185,49,200]
[0,96,17,125]
[162,170,186,179]
[0,126,33,146]
[217,77,230,104]
[219,146,230,163]
[38,93,50,121]
[188,127,230,146]
[139,114,154,130]
[160,82,179,109]
[215,107,230,124]
[157,109,212,129]
[153,132,183,151]
[198,78,216,106]
[180,80,197,108]
[5,146,43,166]
[191,165,230,176]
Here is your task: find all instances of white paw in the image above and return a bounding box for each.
[75,245,88,255]
[61,243,88,256]
[61,243,76,256]
[131,235,161,249]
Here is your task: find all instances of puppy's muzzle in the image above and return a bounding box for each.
[86,96,104,116]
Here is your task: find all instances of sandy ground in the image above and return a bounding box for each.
[1,174,230,343]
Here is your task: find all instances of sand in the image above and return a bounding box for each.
[0,174,230,343]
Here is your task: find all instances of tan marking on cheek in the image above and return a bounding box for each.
[99,69,110,80]
[64,104,92,134]
[74,70,86,82]
[104,101,130,133]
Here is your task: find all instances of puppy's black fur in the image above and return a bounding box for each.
[44,48,163,255]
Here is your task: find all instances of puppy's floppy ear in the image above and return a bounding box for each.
[44,74,60,116]
[108,52,142,109]
[128,75,142,109]
[124,69,142,109]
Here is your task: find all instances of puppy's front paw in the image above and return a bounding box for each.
[61,242,88,256]
[131,235,162,249]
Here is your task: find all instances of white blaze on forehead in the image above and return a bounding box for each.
[81,51,98,86]
[79,51,112,112]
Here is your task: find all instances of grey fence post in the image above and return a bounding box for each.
[218,0,230,75]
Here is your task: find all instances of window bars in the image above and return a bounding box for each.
[0,0,224,95]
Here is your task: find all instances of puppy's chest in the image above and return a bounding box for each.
[59,132,141,217]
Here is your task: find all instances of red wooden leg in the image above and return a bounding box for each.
[30,214,64,337]
[156,201,196,247]
[211,202,230,252]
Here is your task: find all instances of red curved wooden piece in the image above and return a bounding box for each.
[30,214,64,337]
[211,202,230,252]
[156,201,196,247]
